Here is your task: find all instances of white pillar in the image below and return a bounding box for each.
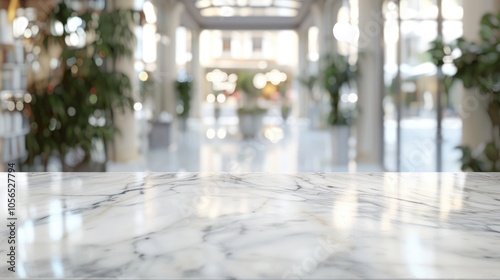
[297,27,309,118]
[108,0,140,162]
[310,0,330,128]
[325,0,342,54]
[155,0,183,117]
[461,0,499,150]
[314,0,327,70]
[190,28,202,118]
[356,0,385,166]
[316,0,342,58]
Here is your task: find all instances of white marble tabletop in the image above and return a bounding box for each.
[0,172,499,279]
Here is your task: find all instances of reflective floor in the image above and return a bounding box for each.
[108,113,462,173]
[109,117,371,173]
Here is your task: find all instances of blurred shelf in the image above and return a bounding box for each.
[0,127,30,139]
[3,153,28,163]
[0,90,29,96]
[1,38,28,167]
[1,63,26,70]
[0,43,15,50]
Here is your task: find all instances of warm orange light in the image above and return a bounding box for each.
[262,83,276,99]
[8,0,19,22]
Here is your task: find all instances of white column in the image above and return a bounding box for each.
[461,0,499,149]
[325,0,342,54]
[108,0,140,162]
[310,0,329,128]
[316,0,342,59]
[190,28,202,118]
[314,0,327,69]
[356,0,385,166]
[155,0,183,117]
[297,27,309,118]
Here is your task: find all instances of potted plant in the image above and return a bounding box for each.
[176,76,192,131]
[278,81,292,122]
[23,2,136,171]
[213,91,222,122]
[322,55,358,165]
[281,104,292,122]
[139,70,156,114]
[428,12,500,171]
[236,71,267,138]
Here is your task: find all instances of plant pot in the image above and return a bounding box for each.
[331,125,350,165]
[62,159,106,172]
[214,107,221,121]
[310,101,322,129]
[149,120,172,149]
[178,117,188,132]
[62,139,107,172]
[281,106,291,122]
[238,113,264,139]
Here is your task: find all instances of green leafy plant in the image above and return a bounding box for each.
[24,2,136,171]
[277,81,291,120]
[237,71,261,97]
[237,107,268,115]
[429,12,500,172]
[322,55,358,126]
[298,74,319,102]
[281,104,292,120]
[176,77,192,119]
[236,71,267,115]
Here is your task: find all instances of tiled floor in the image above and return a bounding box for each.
[108,115,462,173]
[108,117,368,172]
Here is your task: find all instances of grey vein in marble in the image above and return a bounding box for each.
[0,172,499,279]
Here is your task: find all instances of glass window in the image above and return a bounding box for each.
[195,0,302,17]
[222,37,232,53]
[252,37,262,53]
[384,0,463,172]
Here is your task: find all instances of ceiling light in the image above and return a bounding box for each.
[200,7,219,17]
[274,0,301,9]
[248,0,273,7]
[220,6,235,16]
[197,0,301,17]
[333,21,359,43]
[265,7,297,17]
[143,1,157,23]
[195,0,212,8]
[236,0,248,6]
[212,0,236,6]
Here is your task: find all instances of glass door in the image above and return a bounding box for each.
[383,0,463,172]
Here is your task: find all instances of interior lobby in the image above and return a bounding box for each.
[1,0,500,279]
[1,0,498,173]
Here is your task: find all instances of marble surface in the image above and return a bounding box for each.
[1,172,500,279]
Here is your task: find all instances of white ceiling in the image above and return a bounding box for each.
[183,0,316,30]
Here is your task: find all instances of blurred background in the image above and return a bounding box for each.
[0,0,499,172]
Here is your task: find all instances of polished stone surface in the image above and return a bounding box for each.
[1,172,499,279]
[106,116,462,173]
